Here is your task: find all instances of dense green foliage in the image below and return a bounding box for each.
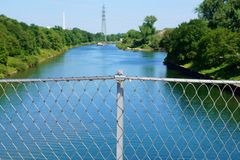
[117,16,162,50]
[139,16,157,44]
[92,33,124,42]
[107,33,125,42]
[0,15,123,77]
[163,19,210,65]
[197,0,240,31]
[0,15,95,77]
[162,0,240,80]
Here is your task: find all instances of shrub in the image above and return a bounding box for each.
[0,64,7,75]
[196,28,240,69]
[0,74,4,78]
[116,43,128,50]
[7,57,28,71]
[164,19,209,65]
[23,55,39,67]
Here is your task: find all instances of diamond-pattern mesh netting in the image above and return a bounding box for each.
[124,78,240,160]
[0,78,117,160]
[0,76,239,160]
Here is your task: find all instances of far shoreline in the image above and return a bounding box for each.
[6,43,94,78]
[116,44,166,52]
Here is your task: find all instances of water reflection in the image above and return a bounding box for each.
[11,45,167,78]
[141,66,154,77]
[139,52,156,77]
[140,51,155,59]
[124,79,240,159]
[1,45,239,159]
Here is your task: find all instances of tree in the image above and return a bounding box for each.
[117,16,158,49]
[139,16,157,43]
[0,14,102,77]
[126,29,141,39]
[149,34,161,50]
[164,19,209,64]
[159,28,174,49]
[47,30,63,51]
[197,0,240,31]
[106,33,124,42]
[197,28,240,68]
[0,39,8,65]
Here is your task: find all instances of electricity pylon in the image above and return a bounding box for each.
[101,5,107,42]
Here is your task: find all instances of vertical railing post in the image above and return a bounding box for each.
[115,70,125,160]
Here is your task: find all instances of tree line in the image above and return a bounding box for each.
[117,15,162,50]
[162,0,240,80]
[118,0,240,80]
[0,15,123,77]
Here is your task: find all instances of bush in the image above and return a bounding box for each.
[0,64,7,75]
[141,44,151,49]
[164,19,209,64]
[7,57,28,71]
[116,43,128,50]
[196,28,240,69]
[21,55,39,67]
[0,74,4,78]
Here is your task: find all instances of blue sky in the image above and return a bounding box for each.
[0,0,203,33]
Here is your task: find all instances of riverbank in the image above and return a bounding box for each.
[125,47,154,52]
[4,43,93,78]
[164,62,213,79]
[5,47,69,78]
[116,43,165,52]
[164,62,240,95]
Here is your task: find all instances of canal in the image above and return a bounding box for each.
[12,44,182,78]
[0,45,239,159]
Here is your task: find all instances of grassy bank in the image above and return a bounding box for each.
[181,63,240,80]
[116,42,159,52]
[165,61,240,81]
[2,42,97,78]
[164,61,240,80]
[0,46,71,78]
